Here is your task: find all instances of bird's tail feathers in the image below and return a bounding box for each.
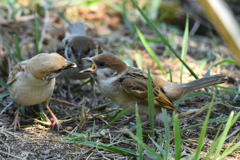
[181,74,228,93]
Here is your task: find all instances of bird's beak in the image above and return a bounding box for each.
[76,50,83,60]
[79,57,96,74]
[65,61,77,70]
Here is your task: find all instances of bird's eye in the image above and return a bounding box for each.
[99,62,105,66]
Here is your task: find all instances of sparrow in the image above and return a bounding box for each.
[80,52,228,120]
[56,35,102,107]
[7,53,77,131]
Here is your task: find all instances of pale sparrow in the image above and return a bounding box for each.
[7,53,76,131]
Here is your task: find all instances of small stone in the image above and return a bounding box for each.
[41,149,51,155]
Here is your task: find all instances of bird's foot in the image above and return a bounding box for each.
[113,121,149,133]
[87,80,98,108]
[51,117,62,131]
[87,97,98,108]
[45,105,62,131]
[10,116,21,131]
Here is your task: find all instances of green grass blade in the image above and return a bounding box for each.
[135,105,143,160]
[221,132,240,157]
[64,130,89,138]
[157,11,168,23]
[181,114,234,132]
[157,133,163,152]
[136,26,166,76]
[204,124,223,160]
[149,137,165,156]
[181,92,208,101]
[173,114,181,160]
[163,31,177,56]
[194,93,215,160]
[213,123,223,143]
[123,0,134,37]
[73,140,138,156]
[1,39,18,65]
[105,2,123,13]
[136,38,163,44]
[180,15,189,83]
[92,119,96,133]
[0,8,8,17]
[205,58,239,79]
[31,108,46,121]
[149,0,162,20]
[126,128,163,159]
[99,107,131,132]
[0,80,8,89]
[213,58,239,66]
[131,0,198,80]
[34,12,39,54]
[230,111,240,127]
[219,135,240,159]
[213,111,234,160]
[182,152,201,160]
[193,101,221,117]
[196,60,207,75]
[53,9,71,24]
[71,78,93,92]
[93,102,113,111]
[209,28,221,56]
[207,111,240,160]
[162,109,170,160]
[13,34,22,61]
[169,70,173,82]
[0,92,9,99]
[135,53,143,69]
[148,67,155,136]
[145,151,162,160]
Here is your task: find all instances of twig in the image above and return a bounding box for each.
[30,138,61,142]
[0,150,21,159]
[79,97,87,133]
[64,111,79,124]
[75,147,95,160]
[0,102,13,116]
[86,152,94,160]
[99,116,108,125]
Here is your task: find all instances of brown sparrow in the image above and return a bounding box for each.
[7,53,77,131]
[56,36,102,106]
[80,52,228,118]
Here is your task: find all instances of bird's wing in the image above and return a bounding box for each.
[153,86,174,110]
[122,78,148,100]
[7,61,27,85]
[122,76,174,111]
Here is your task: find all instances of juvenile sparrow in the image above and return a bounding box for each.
[80,52,228,119]
[56,36,102,106]
[7,53,77,131]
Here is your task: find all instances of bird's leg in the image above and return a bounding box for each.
[44,103,62,131]
[115,115,155,133]
[64,76,74,103]
[10,105,21,131]
[88,78,98,107]
[113,115,136,125]
[114,121,149,133]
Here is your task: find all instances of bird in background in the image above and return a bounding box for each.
[7,53,76,131]
[56,35,103,107]
[80,52,228,123]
